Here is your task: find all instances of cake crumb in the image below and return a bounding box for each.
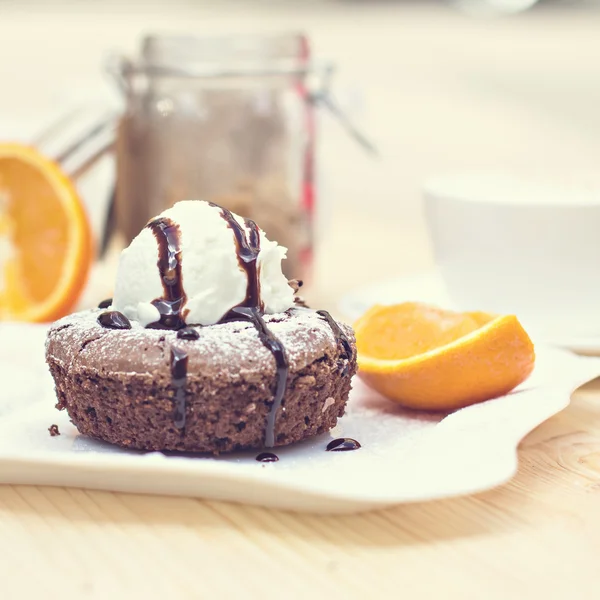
[294,296,309,308]
[288,279,303,293]
[288,280,308,306]
[48,424,60,437]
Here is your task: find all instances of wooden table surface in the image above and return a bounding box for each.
[3,3,600,599]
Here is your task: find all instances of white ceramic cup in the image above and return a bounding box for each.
[423,173,600,338]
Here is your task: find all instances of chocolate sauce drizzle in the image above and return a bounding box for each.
[98,311,131,330]
[326,438,361,452]
[146,217,190,426]
[212,203,289,448]
[225,306,288,448]
[211,203,263,309]
[316,310,353,375]
[170,347,188,429]
[146,217,187,330]
[256,452,279,463]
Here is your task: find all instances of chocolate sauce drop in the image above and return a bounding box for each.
[146,217,187,330]
[98,298,112,309]
[326,438,361,452]
[211,202,288,448]
[170,347,188,429]
[316,310,353,375]
[256,452,279,463]
[177,327,200,341]
[98,311,132,330]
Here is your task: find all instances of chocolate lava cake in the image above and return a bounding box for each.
[46,307,356,453]
[45,200,357,454]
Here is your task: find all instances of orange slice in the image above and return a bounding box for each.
[354,302,535,411]
[0,143,92,322]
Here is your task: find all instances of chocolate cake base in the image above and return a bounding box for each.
[46,309,357,453]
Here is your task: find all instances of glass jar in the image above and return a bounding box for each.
[111,33,318,280]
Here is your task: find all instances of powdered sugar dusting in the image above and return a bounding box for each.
[46,308,354,378]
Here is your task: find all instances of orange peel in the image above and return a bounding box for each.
[354,302,535,411]
[0,143,92,322]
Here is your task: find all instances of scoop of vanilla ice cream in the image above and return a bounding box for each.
[111,200,295,326]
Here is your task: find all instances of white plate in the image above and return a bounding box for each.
[0,323,599,514]
[339,269,600,355]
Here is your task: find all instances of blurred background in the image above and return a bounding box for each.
[1,0,600,309]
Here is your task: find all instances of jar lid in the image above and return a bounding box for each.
[107,33,377,156]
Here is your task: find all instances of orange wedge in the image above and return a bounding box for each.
[0,143,92,322]
[354,302,535,411]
